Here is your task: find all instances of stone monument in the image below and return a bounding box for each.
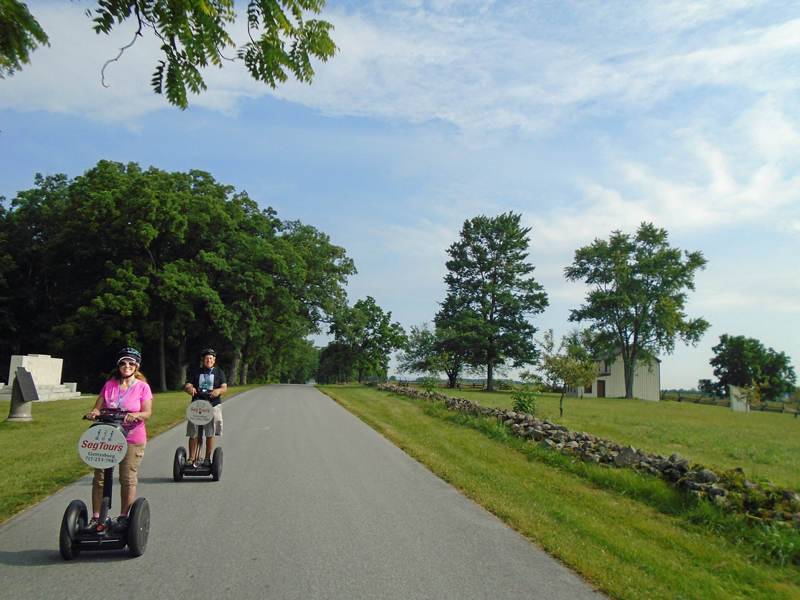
[729,385,750,413]
[0,354,81,401]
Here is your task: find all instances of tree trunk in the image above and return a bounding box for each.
[447,371,457,388]
[559,384,566,417]
[175,337,187,390]
[486,360,494,391]
[157,312,167,393]
[229,349,242,386]
[241,341,250,385]
[624,357,635,399]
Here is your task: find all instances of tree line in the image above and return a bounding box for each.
[0,160,355,393]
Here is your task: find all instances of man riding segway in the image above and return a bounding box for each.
[183,348,227,468]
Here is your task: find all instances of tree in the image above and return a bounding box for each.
[699,334,796,401]
[435,213,548,391]
[397,323,440,378]
[328,297,406,383]
[565,222,709,399]
[0,0,48,78]
[396,322,467,387]
[538,329,597,417]
[0,160,354,392]
[1,0,336,109]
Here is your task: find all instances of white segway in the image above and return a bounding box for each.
[173,397,223,482]
[59,409,150,560]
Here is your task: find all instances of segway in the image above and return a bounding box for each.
[59,408,150,560]
[173,394,223,482]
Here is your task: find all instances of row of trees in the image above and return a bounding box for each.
[396,216,710,398]
[0,160,355,392]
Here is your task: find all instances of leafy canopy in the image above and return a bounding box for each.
[1,0,336,108]
[435,212,548,391]
[699,334,796,401]
[328,296,406,383]
[565,222,709,399]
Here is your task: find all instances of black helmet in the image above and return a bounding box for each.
[117,347,142,364]
[200,348,216,358]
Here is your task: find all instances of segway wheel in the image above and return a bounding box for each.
[59,499,87,560]
[127,497,150,557]
[173,447,187,482]
[211,447,223,481]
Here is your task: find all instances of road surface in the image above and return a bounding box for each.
[0,385,606,599]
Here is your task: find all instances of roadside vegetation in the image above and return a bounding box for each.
[320,384,800,600]
[0,386,260,525]
[439,386,800,489]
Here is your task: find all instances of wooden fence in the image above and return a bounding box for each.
[660,391,799,416]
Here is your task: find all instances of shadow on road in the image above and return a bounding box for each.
[0,548,134,566]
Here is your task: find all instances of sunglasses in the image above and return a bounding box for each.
[118,360,139,367]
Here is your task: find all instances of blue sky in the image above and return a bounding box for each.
[1,0,799,389]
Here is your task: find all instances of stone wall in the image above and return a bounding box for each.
[378,383,800,530]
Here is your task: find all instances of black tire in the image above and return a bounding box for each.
[173,447,186,482]
[59,499,87,560]
[211,447,223,481]
[127,497,150,557]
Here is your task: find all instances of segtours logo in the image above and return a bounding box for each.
[78,424,128,468]
[187,399,214,425]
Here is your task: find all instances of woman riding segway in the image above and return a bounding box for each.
[84,348,153,532]
[59,348,153,560]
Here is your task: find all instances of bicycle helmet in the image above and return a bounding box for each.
[117,347,142,365]
[200,348,216,358]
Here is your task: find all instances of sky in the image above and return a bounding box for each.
[1,0,798,389]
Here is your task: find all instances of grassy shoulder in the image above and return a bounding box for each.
[0,384,262,525]
[426,386,800,490]
[320,384,800,600]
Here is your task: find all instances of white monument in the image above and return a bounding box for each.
[729,385,750,413]
[0,354,81,401]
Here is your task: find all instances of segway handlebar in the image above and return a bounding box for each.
[84,408,138,423]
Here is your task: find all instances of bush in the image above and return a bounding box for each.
[511,384,537,415]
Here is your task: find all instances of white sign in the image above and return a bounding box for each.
[78,424,128,468]
[187,400,214,424]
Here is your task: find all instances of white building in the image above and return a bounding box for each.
[566,351,661,402]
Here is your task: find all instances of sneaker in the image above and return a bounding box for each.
[85,517,99,533]
[203,458,211,466]
[114,515,129,532]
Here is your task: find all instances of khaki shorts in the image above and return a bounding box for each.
[93,442,146,490]
[186,404,223,438]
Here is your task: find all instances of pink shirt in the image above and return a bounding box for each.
[98,379,153,444]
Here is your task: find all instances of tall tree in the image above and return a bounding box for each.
[329,296,406,383]
[435,213,548,391]
[565,222,709,399]
[699,334,796,401]
[1,0,336,108]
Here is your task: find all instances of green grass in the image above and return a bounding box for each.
[321,384,800,600]
[0,385,261,525]
[427,386,800,490]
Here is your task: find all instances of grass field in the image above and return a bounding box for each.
[321,384,800,600]
[424,386,800,490]
[0,385,261,525]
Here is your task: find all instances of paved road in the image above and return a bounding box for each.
[0,385,606,599]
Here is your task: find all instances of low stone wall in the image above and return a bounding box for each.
[378,383,800,529]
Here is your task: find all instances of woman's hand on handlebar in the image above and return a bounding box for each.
[84,409,100,421]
